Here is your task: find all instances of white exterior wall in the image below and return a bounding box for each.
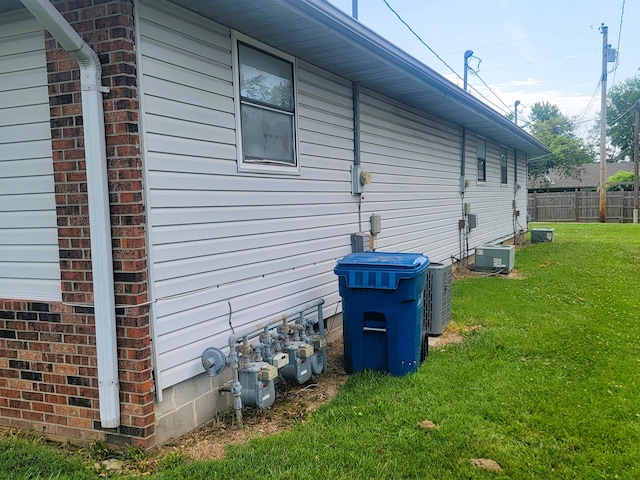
[138,1,354,391]
[515,150,529,230]
[0,12,60,302]
[462,134,523,247]
[358,90,462,261]
[138,0,531,393]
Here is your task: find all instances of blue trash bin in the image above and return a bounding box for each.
[334,252,429,376]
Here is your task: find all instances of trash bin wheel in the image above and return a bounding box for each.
[420,332,429,363]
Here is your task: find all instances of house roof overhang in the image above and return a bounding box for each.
[3,0,551,157]
[167,0,550,157]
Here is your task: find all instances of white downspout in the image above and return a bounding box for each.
[21,0,119,428]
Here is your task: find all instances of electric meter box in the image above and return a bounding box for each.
[474,244,515,273]
[531,228,555,244]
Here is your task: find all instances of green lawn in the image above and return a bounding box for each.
[2,223,640,479]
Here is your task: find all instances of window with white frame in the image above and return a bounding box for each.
[477,137,486,182]
[500,146,508,184]
[234,36,298,172]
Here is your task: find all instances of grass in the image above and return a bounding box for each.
[2,222,640,479]
[0,430,97,480]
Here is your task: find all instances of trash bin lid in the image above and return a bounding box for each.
[334,252,429,289]
[336,252,428,269]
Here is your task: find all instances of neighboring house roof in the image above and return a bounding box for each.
[5,0,549,158]
[528,162,635,191]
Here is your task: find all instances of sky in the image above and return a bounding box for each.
[327,0,640,138]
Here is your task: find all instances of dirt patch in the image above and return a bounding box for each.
[452,262,526,281]
[150,341,349,464]
[470,458,502,472]
[429,323,482,350]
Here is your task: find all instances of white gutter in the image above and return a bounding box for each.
[21,0,119,429]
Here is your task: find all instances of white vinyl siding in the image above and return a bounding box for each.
[358,90,462,259]
[463,135,521,245]
[514,151,528,226]
[0,13,60,301]
[138,1,353,391]
[356,89,520,257]
[139,0,530,392]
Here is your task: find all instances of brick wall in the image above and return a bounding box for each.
[0,0,155,448]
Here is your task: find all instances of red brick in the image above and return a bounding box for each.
[23,411,44,422]
[1,408,21,419]
[45,394,68,405]
[0,0,155,447]
[0,389,20,399]
[44,414,68,426]
[32,402,55,414]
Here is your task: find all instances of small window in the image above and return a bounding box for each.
[234,35,298,173]
[477,137,486,182]
[500,146,508,184]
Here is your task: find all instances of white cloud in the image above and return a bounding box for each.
[502,77,542,87]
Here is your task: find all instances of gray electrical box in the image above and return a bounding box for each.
[424,262,452,336]
[474,244,515,273]
[351,165,363,194]
[467,214,478,229]
[531,228,554,244]
[351,232,371,252]
[370,214,382,235]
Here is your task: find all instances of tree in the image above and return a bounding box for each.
[606,170,635,191]
[527,101,595,179]
[607,75,640,162]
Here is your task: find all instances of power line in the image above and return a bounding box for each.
[609,102,636,126]
[480,50,598,73]
[573,80,602,127]
[610,0,625,87]
[380,0,463,85]
[469,67,513,114]
[434,25,597,58]
[380,0,513,117]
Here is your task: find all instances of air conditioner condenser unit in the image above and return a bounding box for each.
[424,262,452,336]
[531,228,555,244]
[474,244,515,273]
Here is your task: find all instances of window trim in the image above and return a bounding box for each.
[476,136,486,182]
[500,146,508,184]
[232,31,301,175]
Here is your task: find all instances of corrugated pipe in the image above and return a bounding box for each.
[21,0,119,428]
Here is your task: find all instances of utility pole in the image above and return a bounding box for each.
[463,50,473,91]
[352,0,358,19]
[514,100,521,125]
[634,99,639,223]
[599,24,608,223]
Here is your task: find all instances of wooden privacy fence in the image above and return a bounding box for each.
[528,191,639,222]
